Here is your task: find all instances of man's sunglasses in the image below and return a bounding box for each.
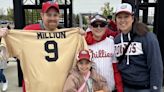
[91,23,107,28]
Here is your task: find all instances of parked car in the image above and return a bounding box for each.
[0,20,8,24]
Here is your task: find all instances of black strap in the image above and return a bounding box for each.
[118,34,136,64]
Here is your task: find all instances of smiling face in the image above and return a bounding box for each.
[90,21,107,41]
[41,7,60,31]
[77,59,91,76]
[115,12,134,34]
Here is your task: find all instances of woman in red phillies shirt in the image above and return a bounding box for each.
[85,14,123,92]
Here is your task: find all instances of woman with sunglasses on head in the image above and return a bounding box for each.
[63,50,109,92]
[114,3,163,92]
[85,14,123,92]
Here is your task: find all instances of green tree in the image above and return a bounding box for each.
[25,9,41,25]
[7,8,14,21]
[82,16,87,25]
[75,14,79,24]
[0,8,5,20]
[72,13,78,26]
[101,2,114,17]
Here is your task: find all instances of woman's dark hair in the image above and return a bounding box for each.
[132,17,149,36]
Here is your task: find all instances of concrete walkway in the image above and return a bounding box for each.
[3,62,22,92]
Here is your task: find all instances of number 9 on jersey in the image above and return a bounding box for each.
[44,40,58,62]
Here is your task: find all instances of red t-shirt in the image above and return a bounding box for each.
[23,24,42,30]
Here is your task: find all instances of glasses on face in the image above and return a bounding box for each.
[91,23,107,28]
[45,13,59,17]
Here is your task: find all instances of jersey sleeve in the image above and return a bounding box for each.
[1,30,22,58]
[112,53,123,92]
[76,28,88,51]
[71,28,88,67]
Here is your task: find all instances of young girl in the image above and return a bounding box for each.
[63,50,109,92]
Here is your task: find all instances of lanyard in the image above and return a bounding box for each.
[77,71,91,92]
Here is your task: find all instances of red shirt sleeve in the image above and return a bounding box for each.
[23,24,42,30]
[112,63,123,92]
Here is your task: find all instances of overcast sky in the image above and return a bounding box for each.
[0,0,155,16]
[73,0,121,14]
[0,0,121,14]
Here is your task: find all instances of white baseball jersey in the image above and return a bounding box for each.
[88,37,116,91]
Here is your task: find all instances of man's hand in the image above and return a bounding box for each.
[80,29,86,35]
[0,28,9,37]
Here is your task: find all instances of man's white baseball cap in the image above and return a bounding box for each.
[90,14,107,24]
[116,3,133,15]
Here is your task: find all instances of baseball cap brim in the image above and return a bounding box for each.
[78,56,91,62]
[78,59,91,62]
[116,10,133,16]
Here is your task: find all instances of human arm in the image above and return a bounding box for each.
[112,62,123,92]
[0,28,9,38]
[145,32,163,92]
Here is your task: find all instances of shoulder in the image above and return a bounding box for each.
[67,73,77,80]
[67,68,81,80]
[23,24,41,30]
[103,36,114,44]
[144,32,157,41]
[114,33,121,43]
[146,32,156,37]
[143,32,159,46]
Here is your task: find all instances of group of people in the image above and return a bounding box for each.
[0,1,163,92]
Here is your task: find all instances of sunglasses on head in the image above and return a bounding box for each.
[91,22,107,28]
